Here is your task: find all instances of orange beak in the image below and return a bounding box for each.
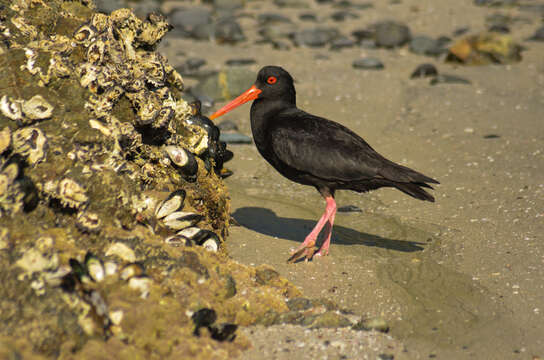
[209,85,262,120]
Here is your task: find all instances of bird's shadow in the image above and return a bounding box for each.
[232,207,426,253]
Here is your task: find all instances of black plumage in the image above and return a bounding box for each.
[211,66,438,261]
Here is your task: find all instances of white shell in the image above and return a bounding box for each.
[164,145,189,167]
[163,211,201,230]
[22,95,54,120]
[0,95,23,120]
[202,238,219,252]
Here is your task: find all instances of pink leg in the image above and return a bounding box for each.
[316,208,336,257]
[288,196,336,262]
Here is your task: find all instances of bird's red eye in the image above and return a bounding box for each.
[267,76,277,84]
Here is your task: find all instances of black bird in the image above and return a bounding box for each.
[210,66,439,262]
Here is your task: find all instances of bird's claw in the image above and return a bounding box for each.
[287,245,316,263]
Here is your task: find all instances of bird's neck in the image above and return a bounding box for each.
[250,98,295,146]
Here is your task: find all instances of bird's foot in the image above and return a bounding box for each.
[287,242,316,263]
[315,247,329,257]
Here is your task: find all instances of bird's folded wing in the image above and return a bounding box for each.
[270,112,389,182]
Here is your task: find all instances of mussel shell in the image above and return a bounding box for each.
[155,189,186,219]
[164,145,198,178]
[85,252,105,282]
[176,226,201,239]
[192,308,217,333]
[120,262,145,281]
[210,323,238,342]
[201,237,220,252]
[163,211,202,230]
[164,234,193,247]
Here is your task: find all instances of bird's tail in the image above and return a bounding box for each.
[394,182,436,202]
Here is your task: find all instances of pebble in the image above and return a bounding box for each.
[409,36,445,56]
[351,29,374,42]
[215,18,246,43]
[410,63,438,78]
[212,0,245,11]
[330,36,356,50]
[430,74,472,85]
[287,297,313,311]
[169,7,212,39]
[293,28,339,47]
[352,317,390,333]
[225,58,256,66]
[337,205,362,213]
[299,13,318,22]
[331,10,359,22]
[258,13,292,25]
[217,120,239,131]
[378,354,395,360]
[373,21,411,48]
[274,0,309,8]
[219,132,252,144]
[259,23,298,41]
[352,57,384,70]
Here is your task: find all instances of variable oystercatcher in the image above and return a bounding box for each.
[210,66,438,262]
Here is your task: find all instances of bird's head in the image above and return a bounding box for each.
[210,66,295,120]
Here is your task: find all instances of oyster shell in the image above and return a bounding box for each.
[0,95,23,120]
[21,95,53,120]
[12,127,48,165]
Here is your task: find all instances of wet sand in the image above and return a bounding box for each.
[159,0,544,358]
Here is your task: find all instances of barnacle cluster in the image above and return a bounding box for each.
[0,1,301,359]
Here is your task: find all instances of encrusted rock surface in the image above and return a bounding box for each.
[0,1,300,358]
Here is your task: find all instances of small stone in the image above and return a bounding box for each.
[330,36,355,50]
[409,36,445,56]
[287,297,312,311]
[337,205,362,212]
[258,13,292,25]
[351,29,374,42]
[353,317,390,332]
[299,13,317,22]
[169,8,212,39]
[378,354,395,360]
[215,18,246,43]
[217,120,239,131]
[274,0,309,8]
[374,21,411,48]
[225,58,256,66]
[331,11,358,22]
[278,311,305,325]
[310,312,352,328]
[430,74,471,85]
[219,132,252,144]
[410,63,438,78]
[352,57,384,70]
[186,58,207,70]
[293,28,339,47]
